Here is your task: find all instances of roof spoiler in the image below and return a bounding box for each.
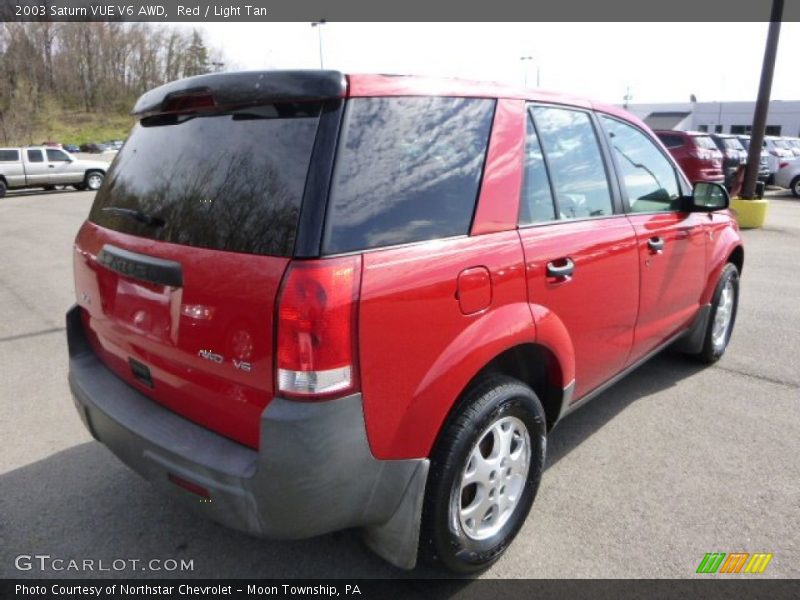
[131,70,347,118]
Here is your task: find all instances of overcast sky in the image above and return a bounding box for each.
[186,22,800,105]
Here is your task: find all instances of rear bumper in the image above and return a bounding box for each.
[66,305,428,568]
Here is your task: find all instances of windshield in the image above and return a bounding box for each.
[89,103,322,257]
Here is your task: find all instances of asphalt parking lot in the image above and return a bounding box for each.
[0,188,798,579]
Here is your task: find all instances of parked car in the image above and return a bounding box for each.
[67,71,743,574]
[774,158,800,197]
[736,135,773,182]
[79,142,106,153]
[764,135,794,161]
[654,130,725,184]
[63,144,81,153]
[782,137,800,158]
[710,134,747,189]
[0,146,107,197]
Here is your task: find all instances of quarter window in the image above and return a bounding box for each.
[0,149,19,161]
[531,106,613,220]
[324,97,495,253]
[601,116,681,213]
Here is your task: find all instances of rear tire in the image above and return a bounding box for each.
[791,176,800,198]
[694,263,739,364]
[0,180,6,198]
[419,374,546,574]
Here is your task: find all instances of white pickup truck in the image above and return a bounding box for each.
[0,147,108,197]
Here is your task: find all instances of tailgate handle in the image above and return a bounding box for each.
[97,244,183,287]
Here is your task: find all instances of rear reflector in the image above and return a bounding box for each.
[168,473,210,499]
[276,257,361,399]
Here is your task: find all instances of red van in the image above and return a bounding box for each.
[68,71,743,573]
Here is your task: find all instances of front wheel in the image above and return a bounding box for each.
[696,263,740,363]
[419,375,546,573]
[85,171,104,191]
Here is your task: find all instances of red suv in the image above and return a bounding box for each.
[654,130,725,185]
[68,71,743,573]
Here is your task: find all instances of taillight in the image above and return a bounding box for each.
[276,256,361,400]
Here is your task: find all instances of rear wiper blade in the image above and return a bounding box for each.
[102,207,165,228]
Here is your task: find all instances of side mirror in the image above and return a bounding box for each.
[690,181,729,211]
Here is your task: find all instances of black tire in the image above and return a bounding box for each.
[695,263,740,364]
[791,176,800,199]
[84,170,104,191]
[0,179,6,198]
[419,374,546,574]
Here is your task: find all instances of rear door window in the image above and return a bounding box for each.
[26,149,44,162]
[88,103,321,257]
[531,106,614,220]
[323,96,495,254]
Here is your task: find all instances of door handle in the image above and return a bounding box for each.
[647,236,665,253]
[48,165,55,168]
[546,257,574,279]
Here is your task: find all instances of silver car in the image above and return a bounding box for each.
[0,146,108,197]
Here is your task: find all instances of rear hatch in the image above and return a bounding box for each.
[72,71,344,448]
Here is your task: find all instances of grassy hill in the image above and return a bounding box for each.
[16,109,136,146]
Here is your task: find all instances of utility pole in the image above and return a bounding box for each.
[623,86,633,110]
[311,20,326,69]
[742,0,783,199]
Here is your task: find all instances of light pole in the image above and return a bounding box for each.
[311,20,326,69]
[520,55,533,87]
[742,0,783,199]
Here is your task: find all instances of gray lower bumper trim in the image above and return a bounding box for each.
[66,305,428,569]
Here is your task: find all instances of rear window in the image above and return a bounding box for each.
[692,135,717,150]
[89,103,322,257]
[722,138,744,151]
[323,96,495,254]
[0,149,19,161]
[656,133,684,149]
